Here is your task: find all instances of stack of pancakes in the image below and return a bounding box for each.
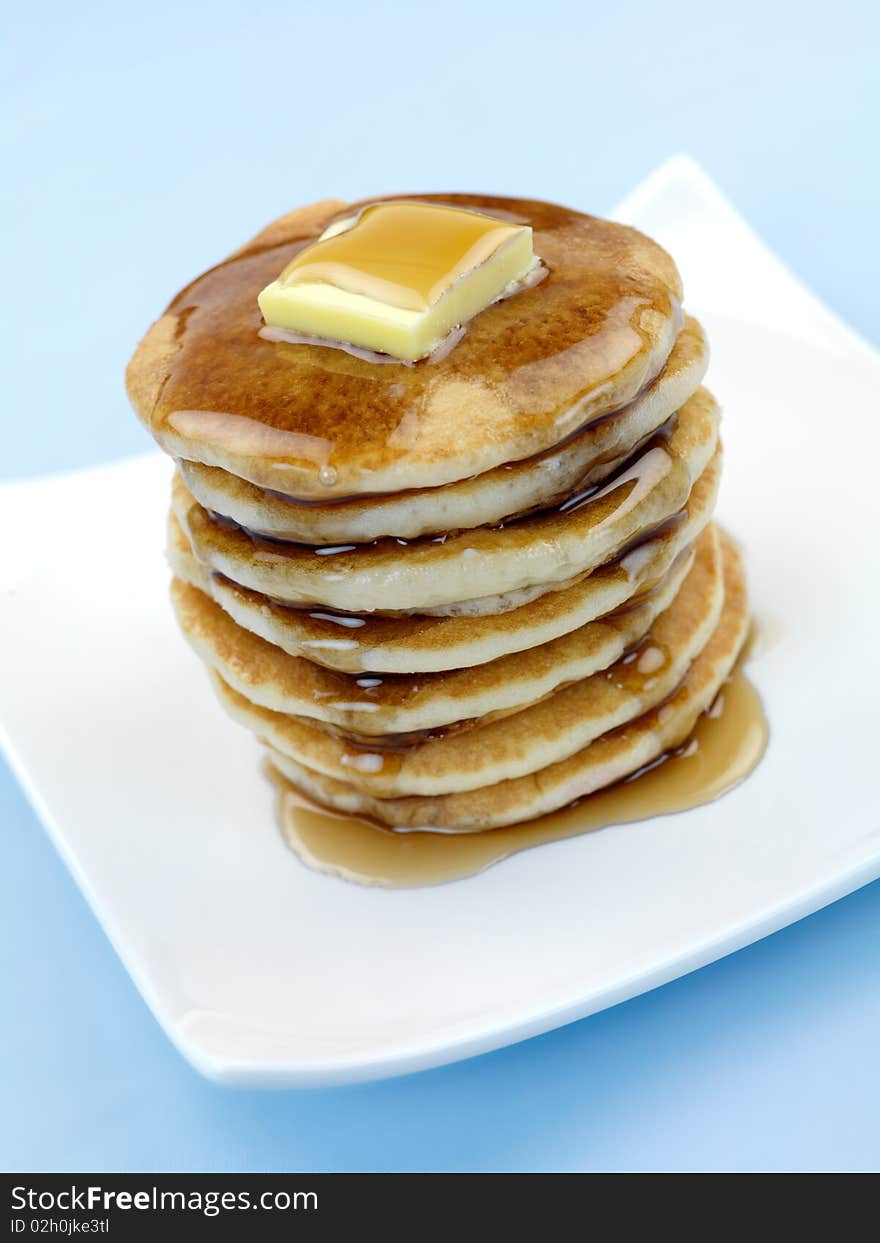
[127,194,749,834]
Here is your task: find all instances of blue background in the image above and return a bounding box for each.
[3,0,879,1171]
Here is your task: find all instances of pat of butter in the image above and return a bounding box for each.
[258,201,537,362]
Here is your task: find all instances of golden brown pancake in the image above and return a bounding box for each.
[166,451,720,673]
[171,531,699,737]
[171,387,719,614]
[127,194,683,498]
[265,535,748,828]
[127,189,758,851]
[208,527,723,795]
[176,316,708,543]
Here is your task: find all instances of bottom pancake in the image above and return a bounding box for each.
[265,534,748,830]
[267,665,767,887]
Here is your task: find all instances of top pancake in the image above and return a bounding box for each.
[127,194,683,498]
[177,316,708,543]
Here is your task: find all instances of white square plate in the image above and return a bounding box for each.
[2,157,879,1086]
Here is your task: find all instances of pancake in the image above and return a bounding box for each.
[166,450,720,673]
[171,387,719,614]
[127,194,683,498]
[266,535,748,829]
[127,188,760,858]
[171,530,699,737]
[177,316,709,543]
[209,526,723,795]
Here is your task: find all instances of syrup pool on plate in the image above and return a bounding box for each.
[269,663,768,887]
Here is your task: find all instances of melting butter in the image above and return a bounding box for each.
[258,202,538,362]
